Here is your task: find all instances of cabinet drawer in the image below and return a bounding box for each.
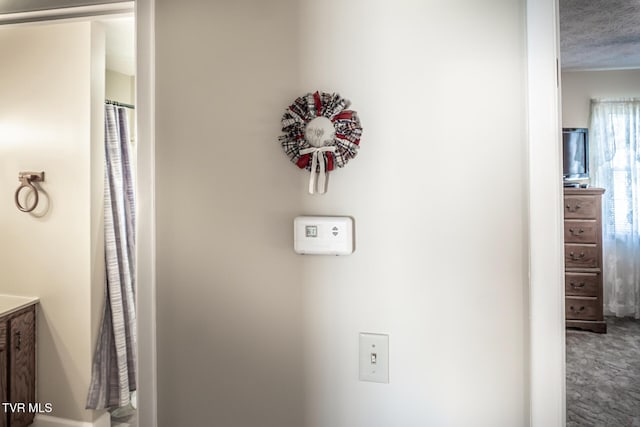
[565,272,600,297]
[566,297,601,320]
[564,196,598,219]
[565,244,599,268]
[564,220,598,244]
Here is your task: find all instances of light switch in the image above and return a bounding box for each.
[359,333,389,383]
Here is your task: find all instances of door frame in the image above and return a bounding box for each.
[0,2,133,24]
[135,0,157,425]
[526,0,566,426]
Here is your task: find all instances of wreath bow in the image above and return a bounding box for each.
[299,146,337,194]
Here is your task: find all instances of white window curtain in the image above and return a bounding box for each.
[589,98,640,319]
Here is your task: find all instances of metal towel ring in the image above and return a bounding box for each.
[15,172,45,213]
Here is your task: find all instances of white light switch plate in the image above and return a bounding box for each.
[359,333,389,383]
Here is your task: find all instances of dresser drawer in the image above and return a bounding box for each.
[565,272,600,297]
[564,196,598,219]
[566,297,601,320]
[565,244,599,268]
[564,220,598,244]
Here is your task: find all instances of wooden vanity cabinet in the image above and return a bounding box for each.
[0,322,7,427]
[0,305,36,427]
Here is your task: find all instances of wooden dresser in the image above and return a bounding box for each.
[564,187,606,333]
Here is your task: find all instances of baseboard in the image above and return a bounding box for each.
[32,412,110,427]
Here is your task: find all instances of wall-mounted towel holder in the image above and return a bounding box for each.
[15,171,45,213]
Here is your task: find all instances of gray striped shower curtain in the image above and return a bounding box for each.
[86,104,137,409]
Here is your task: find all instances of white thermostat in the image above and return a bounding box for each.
[294,216,354,255]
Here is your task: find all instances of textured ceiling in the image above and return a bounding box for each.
[560,0,640,70]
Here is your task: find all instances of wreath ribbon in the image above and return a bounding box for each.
[299,146,336,194]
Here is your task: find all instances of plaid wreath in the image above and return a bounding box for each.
[279,91,363,194]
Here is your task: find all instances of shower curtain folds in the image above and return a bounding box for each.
[87,104,137,409]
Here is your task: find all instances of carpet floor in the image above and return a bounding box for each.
[566,317,640,426]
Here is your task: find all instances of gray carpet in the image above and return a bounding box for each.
[566,317,640,426]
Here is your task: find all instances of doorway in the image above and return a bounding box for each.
[527,1,640,426]
[559,2,640,423]
[0,4,144,426]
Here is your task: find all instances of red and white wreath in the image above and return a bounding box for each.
[279,91,362,194]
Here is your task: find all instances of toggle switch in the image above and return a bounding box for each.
[359,333,389,383]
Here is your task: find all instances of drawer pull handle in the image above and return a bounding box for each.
[569,228,585,235]
[569,252,586,260]
[569,306,586,313]
[570,281,586,289]
[14,331,21,351]
[566,203,582,213]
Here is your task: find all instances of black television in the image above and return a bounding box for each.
[562,128,589,182]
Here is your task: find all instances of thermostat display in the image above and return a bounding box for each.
[305,225,318,238]
[294,216,354,255]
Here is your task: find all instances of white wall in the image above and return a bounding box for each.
[106,69,136,144]
[155,1,528,426]
[106,69,134,104]
[561,69,640,127]
[0,21,105,423]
